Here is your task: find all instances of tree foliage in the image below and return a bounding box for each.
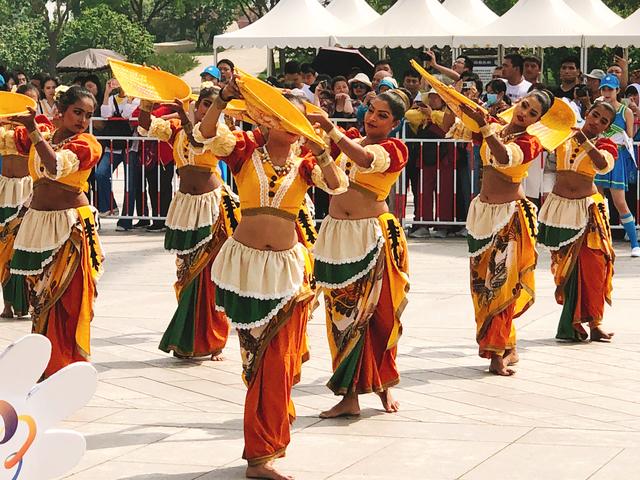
[59,5,155,64]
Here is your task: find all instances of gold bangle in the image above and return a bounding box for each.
[582,140,595,153]
[28,129,43,146]
[479,124,494,138]
[213,94,228,111]
[328,127,344,144]
[315,150,333,167]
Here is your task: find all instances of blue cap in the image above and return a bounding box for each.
[600,74,620,90]
[377,78,397,92]
[0,74,5,88]
[200,66,221,80]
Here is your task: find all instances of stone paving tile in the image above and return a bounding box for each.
[460,443,622,480]
[1,230,639,479]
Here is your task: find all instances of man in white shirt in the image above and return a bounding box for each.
[283,61,314,102]
[502,53,531,102]
[95,78,144,230]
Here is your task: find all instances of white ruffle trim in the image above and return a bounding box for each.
[315,234,383,265]
[538,193,593,231]
[164,189,221,231]
[10,247,58,276]
[193,122,236,158]
[313,216,383,264]
[211,238,307,300]
[13,209,77,253]
[466,197,517,241]
[165,232,213,256]
[316,243,383,290]
[0,176,32,208]
[217,289,300,330]
[0,209,20,227]
[469,240,493,258]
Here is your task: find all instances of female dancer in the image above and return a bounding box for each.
[9,86,103,378]
[594,74,639,257]
[136,85,239,360]
[539,102,618,342]
[0,103,51,318]
[445,91,554,376]
[198,77,348,480]
[308,90,410,418]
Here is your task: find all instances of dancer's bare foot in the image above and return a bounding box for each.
[211,352,225,361]
[377,389,400,413]
[504,348,520,366]
[246,461,294,480]
[590,327,614,342]
[319,393,360,418]
[1,304,14,319]
[489,354,515,376]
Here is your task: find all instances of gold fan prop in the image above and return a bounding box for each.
[410,59,488,133]
[108,59,191,103]
[498,99,576,151]
[232,69,327,148]
[0,92,37,119]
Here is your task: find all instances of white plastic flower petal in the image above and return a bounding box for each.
[15,430,86,479]
[0,334,50,399]
[0,334,97,480]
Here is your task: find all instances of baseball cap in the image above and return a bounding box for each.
[377,78,398,92]
[200,66,221,80]
[585,69,606,80]
[600,74,620,90]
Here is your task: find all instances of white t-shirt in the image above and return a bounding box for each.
[504,78,532,102]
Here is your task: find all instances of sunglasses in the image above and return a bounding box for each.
[352,83,367,89]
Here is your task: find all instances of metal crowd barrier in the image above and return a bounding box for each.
[88,117,640,230]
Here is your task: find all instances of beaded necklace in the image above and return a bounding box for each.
[258,146,295,176]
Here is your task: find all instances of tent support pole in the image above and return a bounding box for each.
[267,48,273,77]
[498,45,504,66]
[213,47,218,65]
[580,43,588,75]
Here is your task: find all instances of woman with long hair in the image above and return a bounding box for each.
[308,90,411,418]
[594,74,639,257]
[38,76,59,119]
[136,85,240,360]
[539,102,618,342]
[198,76,348,480]
[444,90,555,375]
[8,86,103,378]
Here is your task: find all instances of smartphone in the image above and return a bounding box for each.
[462,81,475,89]
[614,47,624,58]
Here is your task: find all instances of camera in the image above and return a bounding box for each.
[462,81,475,90]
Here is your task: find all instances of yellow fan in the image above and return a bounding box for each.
[108,58,191,103]
[410,59,488,133]
[234,69,327,148]
[0,91,37,118]
[498,99,576,151]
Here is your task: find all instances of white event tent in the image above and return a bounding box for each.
[441,0,498,29]
[213,0,345,50]
[585,7,640,47]
[335,0,468,48]
[565,0,622,29]
[326,0,380,28]
[453,0,591,48]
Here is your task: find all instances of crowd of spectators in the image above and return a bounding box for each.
[2,50,639,238]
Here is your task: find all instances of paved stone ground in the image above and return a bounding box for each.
[1,224,639,480]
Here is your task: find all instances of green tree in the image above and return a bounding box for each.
[59,5,155,63]
[0,17,48,74]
